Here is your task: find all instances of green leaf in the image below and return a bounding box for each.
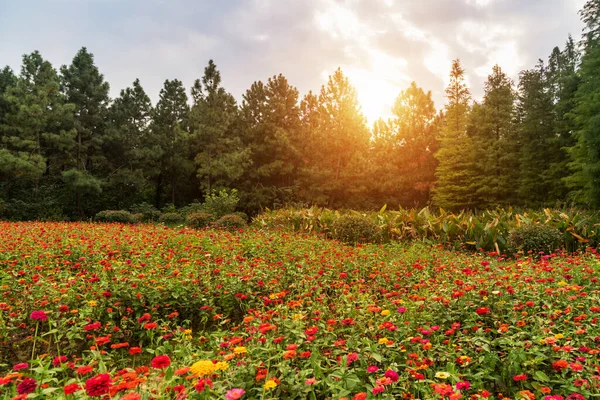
[533,370,549,382]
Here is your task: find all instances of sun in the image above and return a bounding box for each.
[342,50,410,124]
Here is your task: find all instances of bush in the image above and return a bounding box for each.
[203,189,240,218]
[95,210,134,223]
[508,224,562,256]
[215,213,247,230]
[331,215,380,244]
[131,213,145,223]
[129,202,160,222]
[158,212,184,225]
[186,212,216,229]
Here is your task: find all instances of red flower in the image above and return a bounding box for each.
[84,322,102,331]
[143,322,158,330]
[30,310,48,321]
[513,374,527,381]
[476,307,490,315]
[64,383,81,395]
[552,360,569,371]
[76,366,93,375]
[151,355,171,369]
[13,363,28,371]
[17,377,37,394]
[85,373,111,397]
[53,355,68,366]
[129,347,142,355]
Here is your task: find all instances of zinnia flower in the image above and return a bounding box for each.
[513,374,527,381]
[85,373,111,397]
[190,360,216,377]
[30,310,48,321]
[435,371,450,379]
[17,377,37,394]
[63,383,81,395]
[151,355,171,369]
[226,388,246,400]
[264,379,278,390]
[13,363,28,371]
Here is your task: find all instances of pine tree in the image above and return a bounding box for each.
[470,65,518,207]
[568,0,600,205]
[433,59,477,209]
[190,60,250,196]
[391,82,439,206]
[298,68,370,207]
[60,47,110,217]
[103,79,154,209]
[149,79,191,208]
[239,74,301,211]
[516,61,556,206]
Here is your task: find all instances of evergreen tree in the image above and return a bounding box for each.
[103,79,154,209]
[239,74,301,211]
[568,0,600,205]
[149,79,191,208]
[470,65,518,207]
[391,82,439,206]
[298,68,370,207]
[516,61,556,206]
[190,60,250,195]
[60,47,110,217]
[433,59,477,209]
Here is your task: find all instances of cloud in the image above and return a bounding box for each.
[0,0,585,122]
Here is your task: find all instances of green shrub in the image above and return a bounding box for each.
[95,210,134,223]
[186,212,216,229]
[131,213,145,223]
[331,215,380,244]
[158,212,184,225]
[129,202,160,221]
[508,224,562,256]
[203,189,240,218]
[215,213,247,230]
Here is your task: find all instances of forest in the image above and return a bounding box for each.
[1,2,600,220]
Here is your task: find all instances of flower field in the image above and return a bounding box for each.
[1,222,600,399]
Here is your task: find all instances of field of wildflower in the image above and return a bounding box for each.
[0,221,599,399]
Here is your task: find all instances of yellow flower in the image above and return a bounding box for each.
[554,333,564,339]
[184,329,192,335]
[378,337,389,345]
[381,310,390,316]
[264,379,278,390]
[435,372,450,379]
[190,360,216,377]
[214,361,229,371]
[234,346,247,354]
[88,300,97,307]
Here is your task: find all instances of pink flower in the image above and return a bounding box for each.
[372,385,385,395]
[225,388,246,400]
[397,307,407,313]
[305,378,317,385]
[30,310,48,321]
[456,381,471,390]
[384,370,399,383]
[13,363,28,371]
[346,352,359,365]
[367,366,379,373]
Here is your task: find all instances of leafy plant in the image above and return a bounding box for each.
[508,224,562,256]
[331,214,380,244]
[215,213,247,230]
[186,212,216,229]
[94,210,134,223]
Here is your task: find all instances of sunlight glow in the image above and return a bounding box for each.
[342,50,410,123]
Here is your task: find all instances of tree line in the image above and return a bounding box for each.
[1,1,600,220]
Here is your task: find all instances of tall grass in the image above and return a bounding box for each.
[254,206,600,252]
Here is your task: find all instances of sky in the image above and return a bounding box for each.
[0,0,588,123]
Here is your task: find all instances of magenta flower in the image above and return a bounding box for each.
[17,377,38,394]
[384,369,399,383]
[397,307,407,313]
[30,310,48,321]
[367,365,379,373]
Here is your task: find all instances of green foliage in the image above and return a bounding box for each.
[95,210,134,223]
[186,212,216,229]
[215,213,247,230]
[256,206,600,253]
[202,189,239,218]
[433,60,478,209]
[158,212,184,225]
[129,202,160,222]
[331,214,380,244]
[508,224,562,255]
